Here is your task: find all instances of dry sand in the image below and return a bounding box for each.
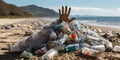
[0,18,120,60]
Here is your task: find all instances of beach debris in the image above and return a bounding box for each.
[113,45,120,52]
[81,47,101,57]
[42,48,58,60]
[8,6,120,60]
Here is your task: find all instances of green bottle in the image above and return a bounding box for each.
[65,43,80,52]
[54,24,63,30]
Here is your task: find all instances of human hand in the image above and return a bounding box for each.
[59,6,75,22]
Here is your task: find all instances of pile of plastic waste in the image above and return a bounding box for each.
[9,20,120,60]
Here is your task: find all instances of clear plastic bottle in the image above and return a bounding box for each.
[61,21,71,34]
[91,45,105,52]
[101,40,113,51]
[47,29,57,39]
[42,48,58,60]
[113,45,120,52]
[55,34,68,46]
[87,35,99,42]
[81,47,101,57]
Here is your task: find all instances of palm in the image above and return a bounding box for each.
[59,6,75,22]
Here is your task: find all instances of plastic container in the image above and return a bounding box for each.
[65,43,80,52]
[48,29,57,39]
[87,35,99,42]
[70,21,80,31]
[102,40,113,51]
[42,48,58,60]
[79,35,87,43]
[61,21,71,34]
[113,45,120,52]
[54,45,65,52]
[20,51,33,58]
[65,43,88,52]
[55,34,68,45]
[34,47,48,55]
[91,45,105,52]
[70,33,78,42]
[54,24,63,30]
[81,47,100,57]
[87,30,99,38]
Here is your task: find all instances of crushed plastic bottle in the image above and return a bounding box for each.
[54,45,65,52]
[55,34,68,46]
[91,45,105,52]
[79,35,87,43]
[113,45,120,52]
[34,47,48,55]
[42,48,58,60]
[81,47,101,57]
[20,51,33,58]
[48,28,57,39]
[87,29,99,38]
[87,35,99,42]
[60,21,71,34]
[101,39,113,51]
[69,20,80,31]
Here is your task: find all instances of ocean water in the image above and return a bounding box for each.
[76,17,120,29]
[42,17,120,29]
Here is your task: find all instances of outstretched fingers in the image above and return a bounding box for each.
[67,7,71,16]
[65,6,67,14]
[62,6,64,14]
[59,9,61,15]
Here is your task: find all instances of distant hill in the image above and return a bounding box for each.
[0,0,31,17]
[20,5,59,17]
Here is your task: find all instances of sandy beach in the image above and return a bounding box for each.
[0,18,120,60]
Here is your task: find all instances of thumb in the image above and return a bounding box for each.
[68,17,76,22]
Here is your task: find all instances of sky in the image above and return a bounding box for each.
[4,0,120,16]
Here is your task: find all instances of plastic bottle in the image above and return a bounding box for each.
[102,40,113,51]
[79,35,87,43]
[91,45,105,52]
[54,24,63,30]
[69,33,79,42]
[87,30,99,38]
[70,20,80,31]
[54,45,65,52]
[65,43,89,52]
[55,34,68,46]
[34,47,48,55]
[65,43,80,52]
[87,35,99,42]
[113,45,120,52]
[48,29,57,39]
[61,21,71,34]
[20,51,33,58]
[42,48,58,60]
[81,47,101,57]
